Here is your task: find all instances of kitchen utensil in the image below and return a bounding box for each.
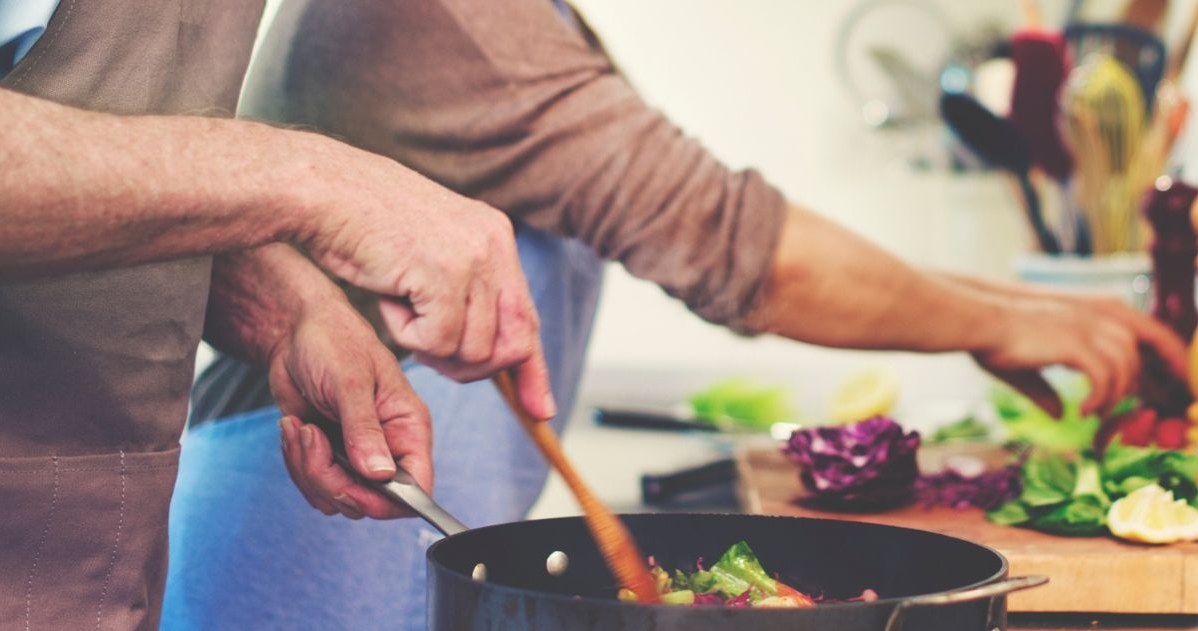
[1010,0,1073,182]
[593,407,722,433]
[1061,53,1147,253]
[491,371,659,603]
[428,513,1045,630]
[1134,2,1198,195]
[593,406,800,440]
[313,417,1048,629]
[312,415,467,536]
[1064,22,1165,104]
[1122,0,1168,34]
[641,457,738,506]
[940,92,1062,254]
[1139,176,1198,417]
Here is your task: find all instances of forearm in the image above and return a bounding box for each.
[258,0,786,327]
[743,205,1008,353]
[204,244,345,365]
[932,270,1060,301]
[0,87,322,279]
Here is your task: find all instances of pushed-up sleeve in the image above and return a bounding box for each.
[271,0,787,328]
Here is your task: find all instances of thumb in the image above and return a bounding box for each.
[336,376,398,481]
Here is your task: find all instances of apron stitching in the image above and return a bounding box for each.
[23,455,58,631]
[8,0,76,88]
[94,450,126,630]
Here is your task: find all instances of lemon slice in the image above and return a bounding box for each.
[829,368,899,424]
[1108,484,1198,544]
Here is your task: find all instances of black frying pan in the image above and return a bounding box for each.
[315,420,1045,631]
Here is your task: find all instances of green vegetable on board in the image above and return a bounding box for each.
[689,379,796,430]
[987,440,1198,538]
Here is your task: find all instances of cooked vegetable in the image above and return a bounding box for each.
[784,417,921,507]
[624,541,816,608]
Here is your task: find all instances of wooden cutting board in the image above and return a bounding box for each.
[735,446,1198,614]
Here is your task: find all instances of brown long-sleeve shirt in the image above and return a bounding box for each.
[243,0,787,329]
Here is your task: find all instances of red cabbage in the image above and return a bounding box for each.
[915,465,1022,511]
[783,417,921,508]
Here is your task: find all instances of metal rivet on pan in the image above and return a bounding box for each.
[472,563,487,582]
[546,551,568,576]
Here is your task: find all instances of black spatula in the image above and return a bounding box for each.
[940,92,1062,255]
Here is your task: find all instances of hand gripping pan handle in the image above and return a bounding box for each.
[310,416,467,537]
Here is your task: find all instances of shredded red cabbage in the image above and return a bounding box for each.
[783,417,921,507]
[914,464,1021,511]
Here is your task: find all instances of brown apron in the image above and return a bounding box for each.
[0,1,264,628]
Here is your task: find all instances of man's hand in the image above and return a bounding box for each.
[204,244,433,519]
[746,206,1188,419]
[269,290,432,520]
[971,292,1188,418]
[289,136,555,421]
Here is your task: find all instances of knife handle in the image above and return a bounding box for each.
[592,407,719,432]
[641,458,738,505]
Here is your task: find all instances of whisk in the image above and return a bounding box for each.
[1061,53,1147,253]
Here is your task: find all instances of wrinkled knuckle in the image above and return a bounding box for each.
[465,244,490,273]
[480,206,514,238]
[346,423,386,445]
[495,341,534,369]
[459,343,493,365]
[411,398,432,423]
[421,321,461,358]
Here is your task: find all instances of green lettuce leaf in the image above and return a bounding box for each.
[1029,496,1107,536]
[705,541,778,600]
[689,379,796,430]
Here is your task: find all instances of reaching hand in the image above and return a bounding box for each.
[973,294,1188,418]
[291,135,555,421]
[269,296,432,520]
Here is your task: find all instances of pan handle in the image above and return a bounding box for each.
[883,575,1048,631]
[310,416,468,537]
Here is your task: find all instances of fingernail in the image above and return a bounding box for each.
[542,393,558,421]
[333,493,363,515]
[366,453,396,474]
[301,425,315,449]
[278,419,289,451]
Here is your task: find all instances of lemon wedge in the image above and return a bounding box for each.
[829,368,898,424]
[1108,484,1198,544]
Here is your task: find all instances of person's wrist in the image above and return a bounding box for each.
[260,128,348,248]
[251,244,349,361]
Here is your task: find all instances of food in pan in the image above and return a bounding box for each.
[618,541,875,607]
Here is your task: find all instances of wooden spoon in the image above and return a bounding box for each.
[491,371,660,603]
